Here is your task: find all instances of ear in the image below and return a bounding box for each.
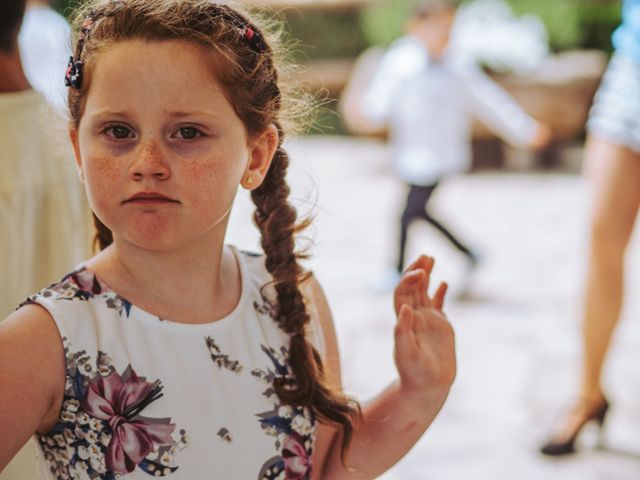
[69,128,85,183]
[241,124,279,190]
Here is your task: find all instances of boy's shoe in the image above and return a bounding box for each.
[467,250,482,271]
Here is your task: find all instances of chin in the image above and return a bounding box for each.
[119,225,178,251]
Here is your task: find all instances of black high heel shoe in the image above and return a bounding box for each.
[540,396,609,456]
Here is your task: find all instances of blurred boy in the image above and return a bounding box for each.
[358,0,550,291]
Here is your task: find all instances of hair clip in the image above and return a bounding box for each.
[65,56,84,90]
[64,11,95,90]
[244,27,266,53]
[221,12,267,53]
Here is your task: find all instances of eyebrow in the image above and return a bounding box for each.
[89,110,218,119]
[165,111,218,119]
[89,110,130,118]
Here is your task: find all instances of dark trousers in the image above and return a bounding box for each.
[396,183,474,272]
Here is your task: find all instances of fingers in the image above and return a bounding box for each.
[403,255,432,276]
[411,270,425,307]
[404,255,434,284]
[419,257,434,308]
[394,254,450,318]
[394,269,424,315]
[433,282,448,310]
[394,304,417,352]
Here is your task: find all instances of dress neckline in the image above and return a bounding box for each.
[74,245,251,334]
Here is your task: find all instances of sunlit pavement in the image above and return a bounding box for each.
[228,135,640,480]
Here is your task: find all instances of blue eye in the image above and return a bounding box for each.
[178,127,201,139]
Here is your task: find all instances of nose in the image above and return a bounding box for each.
[129,139,170,181]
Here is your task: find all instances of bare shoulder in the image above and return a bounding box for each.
[0,304,66,468]
[0,303,64,355]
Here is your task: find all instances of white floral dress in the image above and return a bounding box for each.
[24,248,324,480]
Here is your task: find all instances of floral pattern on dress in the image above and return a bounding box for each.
[255,345,316,480]
[205,336,243,374]
[253,297,278,319]
[253,284,286,332]
[22,267,133,318]
[217,427,233,443]
[38,340,187,479]
[22,268,102,304]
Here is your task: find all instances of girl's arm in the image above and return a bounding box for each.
[309,255,456,479]
[0,305,66,471]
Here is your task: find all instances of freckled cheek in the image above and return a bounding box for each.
[83,155,124,213]
[181,161,241,205]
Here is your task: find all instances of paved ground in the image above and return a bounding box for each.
[229,136,640,480]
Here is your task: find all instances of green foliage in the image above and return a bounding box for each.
[281,8,368,61]
[360,0,412,48]
[54,0,76,17]
[506,0,620,52]
[359,0,622,52]
[508,0,582,50]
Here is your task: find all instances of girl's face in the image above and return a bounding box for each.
[71,39,276,252]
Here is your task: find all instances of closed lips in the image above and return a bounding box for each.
[124,193,179,203]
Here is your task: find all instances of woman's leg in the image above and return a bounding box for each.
[579,136,640,401]
[542,52,640,454]
[549,136,640,445]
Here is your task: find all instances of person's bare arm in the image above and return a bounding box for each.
[308,255,456,479]
[0,305,66,471]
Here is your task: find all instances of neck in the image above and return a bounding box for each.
[88,225,241,324]
[0,50,31,93]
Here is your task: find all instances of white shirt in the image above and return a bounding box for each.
[361,37,538,185]
[0,90,89,319]
[19,5,72,114]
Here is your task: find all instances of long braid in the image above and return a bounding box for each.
[251,135,359,460]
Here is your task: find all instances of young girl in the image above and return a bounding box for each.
[0,1,456,478]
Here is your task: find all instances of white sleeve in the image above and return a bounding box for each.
[360,40,425,124]
[463,64,538,147]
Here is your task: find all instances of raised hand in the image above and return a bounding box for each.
[393,255,456,401]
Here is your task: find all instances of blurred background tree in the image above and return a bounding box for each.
[361,0,621,53]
